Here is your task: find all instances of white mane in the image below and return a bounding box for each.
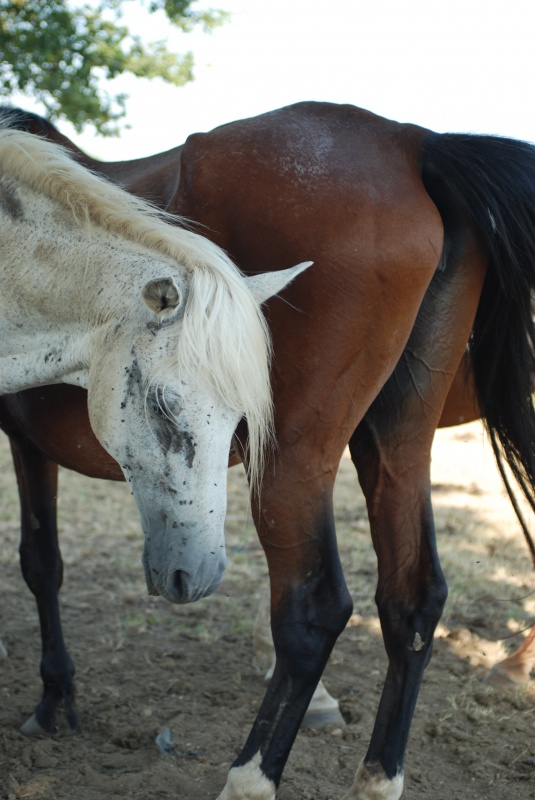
[0,121,273,489]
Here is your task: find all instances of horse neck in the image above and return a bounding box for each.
[0,190,177,393]
[24,111,184,211]
[61,143,185,212]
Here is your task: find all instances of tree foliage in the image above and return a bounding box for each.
[0,0,228,134]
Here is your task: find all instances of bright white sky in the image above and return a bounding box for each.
[13,0,535,159]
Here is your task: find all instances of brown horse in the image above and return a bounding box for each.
[1,103,534,800]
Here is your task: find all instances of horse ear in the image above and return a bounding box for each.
[245,261,313,305]
[142,277,182,318]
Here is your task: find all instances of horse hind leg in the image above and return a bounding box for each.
[486,624,535,687]
[253,583,345,728]
[347,411,446,799]
[10,433,77,735]
[343,253,486,798]
[218,437,353,800]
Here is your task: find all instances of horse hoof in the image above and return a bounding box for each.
[20,711,78,737]
[20,713,48,737]
[302,705,346,729]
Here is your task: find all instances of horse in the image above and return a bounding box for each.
[0,106,487,733]
[2,103,535,800]
[0,114,307,735]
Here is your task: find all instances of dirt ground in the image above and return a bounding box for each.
[1,421,535,800]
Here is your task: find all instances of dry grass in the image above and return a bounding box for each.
[1,420,535,800]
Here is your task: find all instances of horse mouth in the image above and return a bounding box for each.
[142,553,161,596]
[141,540,227,604]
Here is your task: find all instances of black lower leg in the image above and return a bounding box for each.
[365,578,447,776]
[234,509,353,786]
[11,435,77,732]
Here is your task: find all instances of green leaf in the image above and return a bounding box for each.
[0,0,229,135]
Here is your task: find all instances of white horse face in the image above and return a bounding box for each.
[85,290,237,604]
[86,264,311,605]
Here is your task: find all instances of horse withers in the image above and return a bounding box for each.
[0,117,308,733]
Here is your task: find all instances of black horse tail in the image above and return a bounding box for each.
[422,132,535,565]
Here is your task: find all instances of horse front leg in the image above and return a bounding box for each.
[10,433,77,735]
[218,445,353,799]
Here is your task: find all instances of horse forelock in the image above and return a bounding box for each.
[0,120,273,490]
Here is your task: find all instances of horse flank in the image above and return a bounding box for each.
[0,120,274,489]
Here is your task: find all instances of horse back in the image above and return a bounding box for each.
[175,102,434,242]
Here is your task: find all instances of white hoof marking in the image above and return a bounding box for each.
[342,760,403,800]
[303,679,345,727]
[20,713,48,737]
[217,753,276,800]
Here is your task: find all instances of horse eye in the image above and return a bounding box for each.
[147,389,182,419]
[146,393,163,418]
